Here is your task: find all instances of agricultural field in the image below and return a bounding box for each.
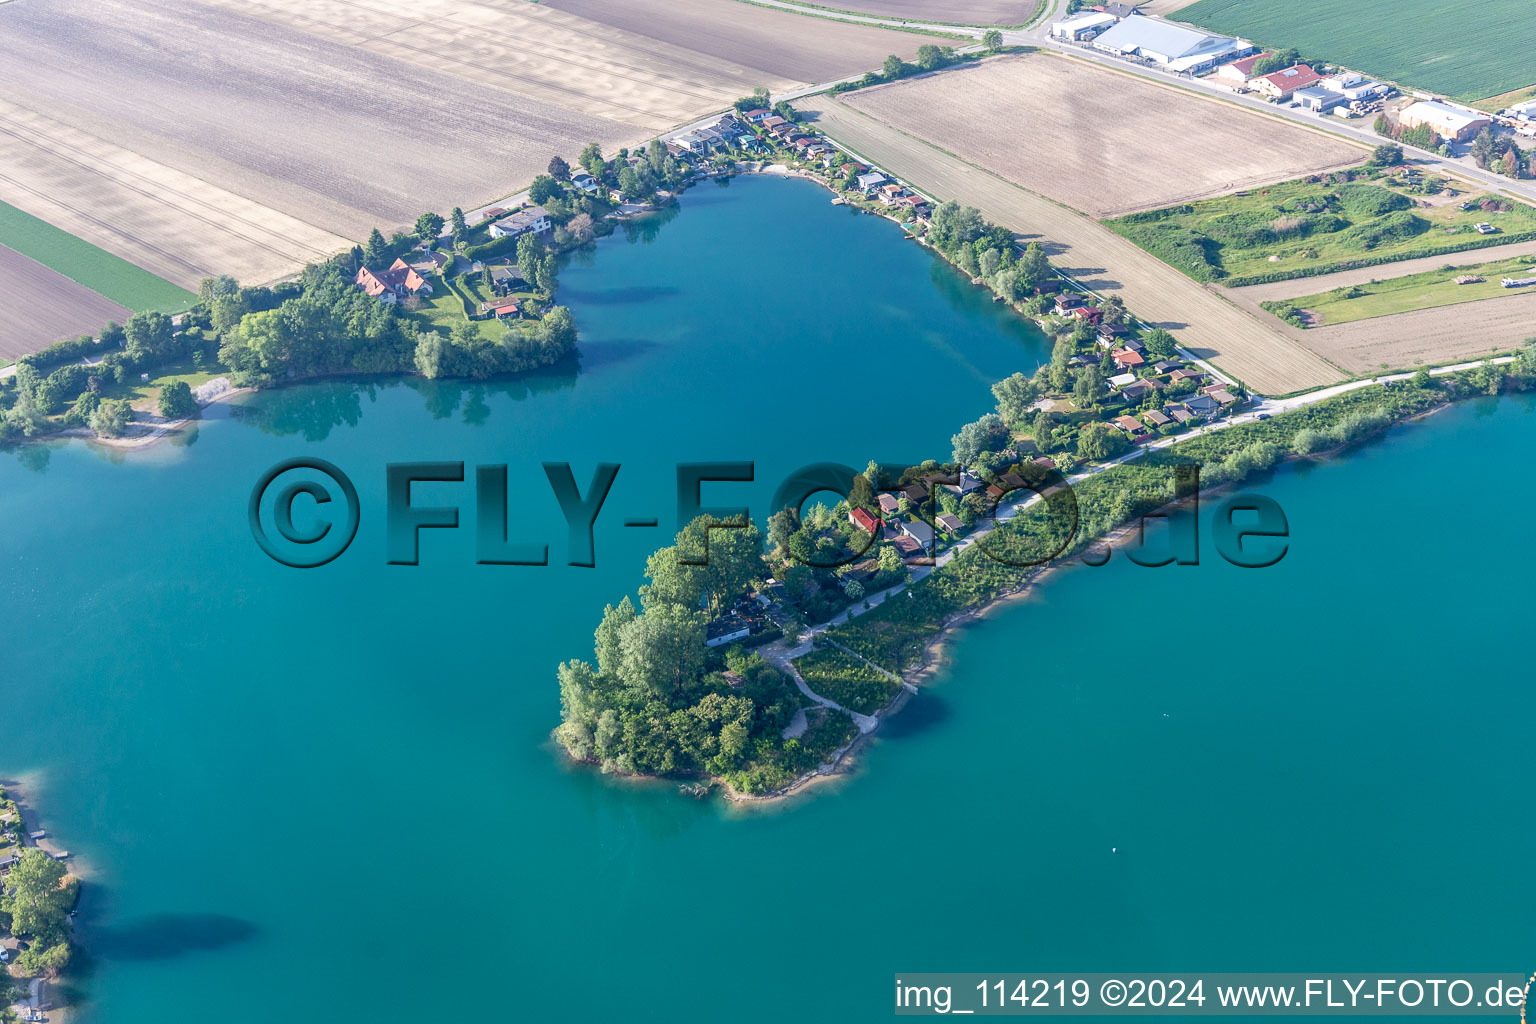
[1471,84,1536,115]
[1294,293,1536,374]
[801,96,1347,394]
[0,0,927,298]
[841,54,1364,218]
[754,0,1040,25]
[1262,254,1536,327]
[0,200,193,313]
[1108,172,1536,287]
[0,245,132,362]
[1174,0,1536,101]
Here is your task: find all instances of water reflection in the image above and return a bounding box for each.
[231,363,579,439]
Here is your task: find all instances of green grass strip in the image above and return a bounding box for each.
[0,200,195,313]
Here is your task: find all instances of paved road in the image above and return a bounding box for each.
[745,0,1536,205]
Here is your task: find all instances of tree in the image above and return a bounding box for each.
[1370,142,1403,166]
[414,211,444,245]
[916,44,943,71]
[1251,49,1300,77]
[982,28,1003,51]
[991,371,1039,426]
[529,175,561,205]
[733,87,772,112]
[1141,328,1177,360]
[1470,127,1500,170]
[516,233,544,289]
[618,602,706,696]
[450,206,468,242]
[16,941,70,979]
[1098,294,1128,330]
[566,212,595,244]
[926,201,986,253]
[1031,409,1055,452]
[158,380,199,420]
[579,142,604,177]
[364,226,389,265]
[90,399,131,438]
[767,507,801,554]
[951,412,1010,464]
[548,155,571,181]
[1076,421,1129,461]
[0,849,72,945]
[844,579,865,601]
[123,310,176,364]
[882,54,905,79]
[1073,364,1106,406]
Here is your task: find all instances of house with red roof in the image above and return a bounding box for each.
[1213,51,1272,84]
[1254,64,1322,100]
[849,507,880,534]
[355,256,434,304]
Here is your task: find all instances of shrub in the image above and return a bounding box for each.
[1335,183,1412,219]
[1343,211,1427,250]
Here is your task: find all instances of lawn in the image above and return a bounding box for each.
[0,200,195,313]
[1106,170,1536,286]
[59,356,224,420]
[1264,255,1536,326]
[1174,0,1536,101]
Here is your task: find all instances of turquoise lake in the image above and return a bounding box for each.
[2,174,1534,1022]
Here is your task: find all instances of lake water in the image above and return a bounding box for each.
[3,175,1533,1023]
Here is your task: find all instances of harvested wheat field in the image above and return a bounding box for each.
[737,0,1040,25]
[0,0,928,291]
[1295,295,1536,375]
[843,53,1366,218]
[542,0,935,81]
[802,98,1346,394]
[0,246,131,362]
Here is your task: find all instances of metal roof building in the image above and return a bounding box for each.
[1091,17,1250,73]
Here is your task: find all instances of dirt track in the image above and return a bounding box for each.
[802,98,1347,394]
[1230,240,1536,303]
[767,0,1040,24]
[842,54,1365,218]
[0,245,131,361]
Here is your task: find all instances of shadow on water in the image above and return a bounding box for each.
[876,691,951,741]
[85,912,260,963]
[573,338,661,374]
[231,363,580,439]
[555,285,681,306]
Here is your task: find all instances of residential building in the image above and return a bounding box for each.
[849,507,880,534]
[890,535,923,560]
[1108,371,1138,389]
[856,172,889,193]
[355,256,433,304]
[1143,409,1173,428]
[936,513,964,533]
[877,493,901,515]
[1213,51,1271,83]
[568,170,599,193]
[1254,64,1323,100]
[488,206,552,242]
[942,472,985,496]
[901,518,935,546]
[705,619,752,648]
[1114,414,1147,435]
[1112,349,1145,369]
[1184,395,1220,416]
[1398,100,1491,142]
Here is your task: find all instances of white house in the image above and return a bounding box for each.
[488,206,551,241]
